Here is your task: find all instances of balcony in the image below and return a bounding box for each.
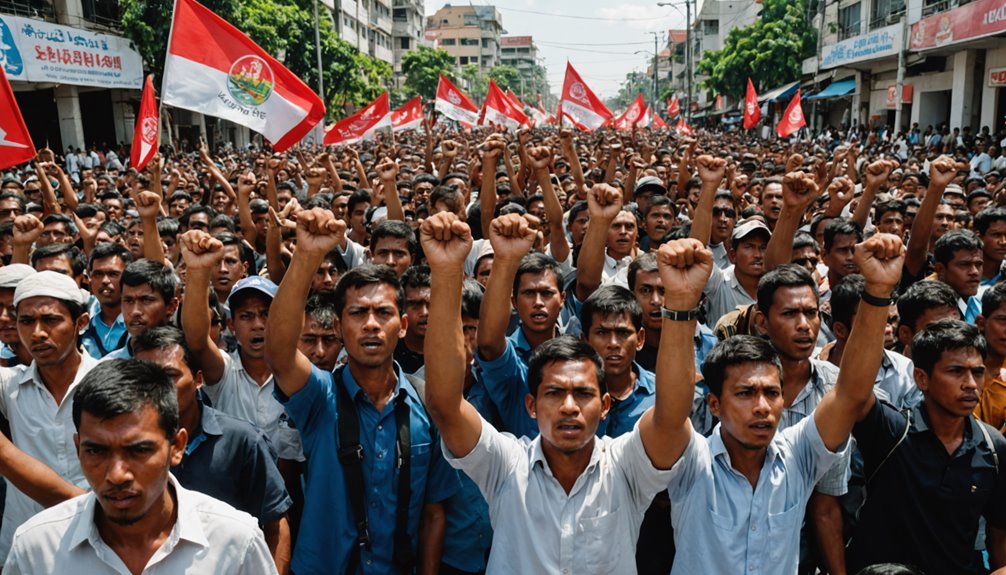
[0,0,55,21]
[838,25,861,41]
[922,0,950,17]
[81,0,121,28]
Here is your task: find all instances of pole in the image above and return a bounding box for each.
[685,0,692,123]
[893,15,907,134]
[653,32,658,114]
[313,0,325,146]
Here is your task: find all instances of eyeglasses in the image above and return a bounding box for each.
[712,207,736,218]
[793,257,819,267]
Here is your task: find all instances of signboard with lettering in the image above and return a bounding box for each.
[991,67,1006,86]
[0,15,143,89]
[886,84,914,108]
[910,0,1006,51]
[821,23,902,69]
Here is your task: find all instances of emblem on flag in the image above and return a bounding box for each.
[227,55,274,106]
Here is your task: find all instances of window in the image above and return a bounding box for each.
[871,0,906,28]
[393,7,406,21]
[702,19,718,35]
[400,37,410,49]
[460,56,469,64]
[441,38,456,45]
[461,38,479,46]
[922,0,950,16]
[838,3,861,40]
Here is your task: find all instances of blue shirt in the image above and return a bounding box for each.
[598,363,655,438]
[275,364,460,575]
[81,304,127,359]
[476,326,539,439]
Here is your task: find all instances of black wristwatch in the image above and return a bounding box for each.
[660,306,701,321]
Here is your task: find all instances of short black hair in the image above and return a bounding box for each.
[527,335,605,398]
[567,201,589,231]
[401,264,431,290]
[934,229,982,266]
[333,264,404,317]
[756,264,819,316]
[461,279,483,319]
[88,241,133,271]
[72,359,179,439]
[347,190,372,216]
[627,252,658,292]
[874,199,906,221]
[792,231,819,253]
[513,252,561,298]
[179,205,215,229]
[371,220,418,259]
[42,213,76,235]
[643,194,677,218]
[823,218,863,252]
[580,285,643,333]
[830,274,866,328]
[982,282,1006,317]
[701,335,782,397]
[912,319,986,376]
[974,206,1006,236]
[157,217,179,239]
[121,259,179,304]
[31,243,86,277]
[133,325,195,372]
[897,280,961,333]
[305,292,338,328]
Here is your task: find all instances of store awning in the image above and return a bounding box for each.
[806,78,856,100]
[758,81,799,103]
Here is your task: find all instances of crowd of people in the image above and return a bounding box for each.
[0,119,999,574]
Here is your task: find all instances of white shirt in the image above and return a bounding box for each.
[4,475,277,575]
[0,354,99,560]
[203,349,303,461]
[445,417,674,574]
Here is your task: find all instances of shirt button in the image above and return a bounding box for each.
[377,452,384,459]
[751,525,756,532]
[367,559,373,566]
[378,424,383,431]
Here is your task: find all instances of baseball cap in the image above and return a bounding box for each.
[732,218,772,241]
[227,276,278,307]
[968,188,991,201]
[14,270,86,307]
[634,176,667,197]
[943,184,965,198]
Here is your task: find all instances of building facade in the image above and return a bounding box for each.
[691,0,760,111]
[500,35,547,103]
[329,0,394,66]
[391,0,424,86]
[426,4,504,72]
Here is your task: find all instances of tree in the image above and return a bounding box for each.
[486,65,520,93]
[461,64,486,102]
[696,0,816,99]
[402,46,456,100]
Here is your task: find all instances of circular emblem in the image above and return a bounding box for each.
[447,90,462,105]
[789,107,802,124]
[227,55,274,107]
[569,82,587,103]
[746,101,756,115]
[141,117,158,144]
[627,107,640,121]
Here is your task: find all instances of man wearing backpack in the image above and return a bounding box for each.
[847,319,1006,573]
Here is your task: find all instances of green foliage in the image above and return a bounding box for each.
[696,0,816,99]
[486,65,520,93]
[401,46,456,100]
[608,70,654,111]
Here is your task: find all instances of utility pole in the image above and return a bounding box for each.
[894,14,907,133]
[313,0,325,144]
[651,31,659,113]
[685,0,692,123]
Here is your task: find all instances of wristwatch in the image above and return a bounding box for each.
[660,306,700,321]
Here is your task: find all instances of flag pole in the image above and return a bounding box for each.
[158,0,181,154]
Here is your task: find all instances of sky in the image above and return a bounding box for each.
[424,0,691,100]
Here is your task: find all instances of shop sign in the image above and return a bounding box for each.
[0,14,143,89]
[886,84,914,108]
[910,0,1006,51]
[991,67,1006,86]
[821,23,902,69]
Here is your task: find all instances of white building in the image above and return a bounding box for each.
[392,0,425,86]
[691,0,760,112]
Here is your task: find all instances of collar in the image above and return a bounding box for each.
[529,434,603,477]
[341,361,419,407]
[197,404,223,437]
[18,353,98,389]
[632,363,656,396]
[709,423,780,468]
[228,348,275,385]
[911,403,981,449]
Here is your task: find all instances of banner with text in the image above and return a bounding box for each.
[910,0,1006,51]
[822,23,901,69]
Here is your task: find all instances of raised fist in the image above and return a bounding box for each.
[135,190,162,220]
[375,157,398,181]
[295,207,347,255]
[526,146,552,171]
[420,212,473,271]
[587,183,623,222]
[12,215,42,247]
[826,178,855,209]
[656,238,714,310]
[489,213,537,261]
[854,233,905,294]
[782,171,820,210]
[696,155,726,185]
[929,155,968,189]
[179,230,224,270]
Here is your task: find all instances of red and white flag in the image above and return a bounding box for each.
[528,105,548,127]
[480,79,529,129]
[505,89,524,109]
[612,94,646,131]
[674,117,693,136]
[667,96,681,120]
[131,75,158,171]
[777,90,806,138]
[0,67,33,169]
[392,96,423,133]
[560,63,612,130]
[743,78,761,130]
[652,112,669,129]
[324,92,391,146]
[161,0,324,152]
[435,74,479,127]
[639,105,653,128]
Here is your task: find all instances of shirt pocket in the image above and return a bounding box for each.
[765,504,805,564]
[578,511,622,574]
[410,442,432,469]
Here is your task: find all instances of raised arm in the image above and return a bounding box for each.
[559,129,586,197]
[11,215,42,266]
[436,140,458,179]
[479,136,504,239]
[476,214,538,361]
[852,159,897,230]
[904,155,966,277]
[179,230,227,385]
[527,145,570,265]
[421,211,483,456]
[135,191,167,264]
[0,432,85,507]
[235,171,259,246]
[764,172,823,270]
[265,208,346,397]
[814,233,905,449]
[688,155,727,245]
[676,139,695,194]
[637,238,714,469]
[375,157,405,222]
[574,183,622,301]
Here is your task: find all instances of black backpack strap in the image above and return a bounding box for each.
[83,320,128,357]
[392,392,415,572]
[865,407,912,486]
[334,367,368,574]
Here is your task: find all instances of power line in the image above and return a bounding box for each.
[496,6,673,21]
[537,40,652,47]
[536,44,642,55]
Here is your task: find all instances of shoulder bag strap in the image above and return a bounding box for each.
[334,367,368,574]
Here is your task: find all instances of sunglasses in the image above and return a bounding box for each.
[712,207,736,218]
[793,257,819,267]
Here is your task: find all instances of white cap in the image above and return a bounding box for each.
[14,270,86,308]
[0,264,35,289]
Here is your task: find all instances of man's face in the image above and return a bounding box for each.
[733,236,768,278]
[899,305,961,350]
[876,209,905,239]
[337,283,406,369]
[981,220,1006,268]
[462,315,478,366]
[933,204,955,239]
[404,285,431,340]
[824,233,859,279]
[169,198,189,218]
[527,200,545,221]
[711,200,736,245]
[644,204,675,242]
[709,362,783,451]
[370,237,413,277]
[474,256,493,288]
[632,269,664,333]
[606,211,637,259]
[525,359,609,454]
[0,198,22,224]
[17,296,86,367]
[761,286,820,361]
[568,211,589,247]
[938,248,983,297]
[229,294,271,360]
[211,245,246,296]
[76,404,185,528]
[791,246,819,274]
[34,254,77,285]
[349,201,370,231]
[585,312,643,379]
[413,183,434,206]
[885,304,899,349]
[135,345,200,427]
[211,190,231,213]
[276,190,293,212]
[761,183,783,224]
[915,347,983,418]
[185,212,210,233]
[298,315,341,371]
[0,287,15,346]
[125,224,143,259]
[102,199,124,222]
[312,259,339,294]
[23,185,41,206]
[90,255,126,309]
[982,305,1006,365]
[122,284,177,338]
[970,197,991,215]
[512,270,564,337]
[901,177,918,196]
[331,196,349,221]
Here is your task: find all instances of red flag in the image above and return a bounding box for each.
[715,95,723,111]
[667,96,680,120]
[777,90,806,138]
[743,78,761,130]
[435,74,479,127]
[674,117,693,136]
[560,62,612,130]
[612,94,646,131]
[0,68,33,169]
[480,80,529,129]
[652,113,669,129]
[131,75,159,171]
[161,0,324,152]
[392,96,423,133]
[324,92,391,145]
[505,89,524,109]
[640,105,653,128]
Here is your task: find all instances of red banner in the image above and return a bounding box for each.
[909,0,1006,50]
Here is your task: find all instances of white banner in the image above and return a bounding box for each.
[0,14,143,89]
